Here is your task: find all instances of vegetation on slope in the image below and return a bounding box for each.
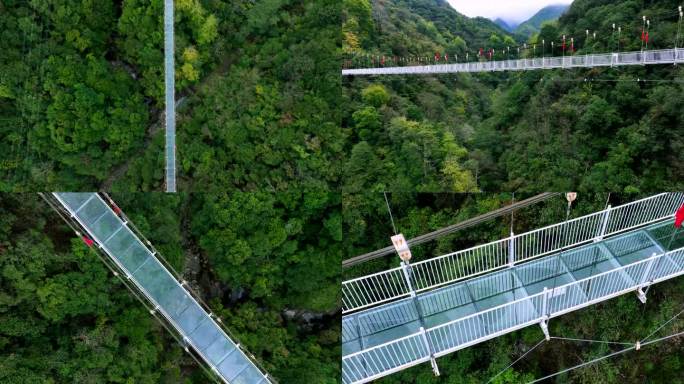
[343,0,684,194]
[0,193,340,383]
[515,4,569,37]
[1,0,342,194]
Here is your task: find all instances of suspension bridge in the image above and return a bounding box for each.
[342,48,684,76]
[342,193,684,384]
[44,193,271,384]
[164,0,176,192]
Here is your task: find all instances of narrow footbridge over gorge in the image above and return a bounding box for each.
[43,193,272,384]
[342,193,684,384]
[342,49,684,76]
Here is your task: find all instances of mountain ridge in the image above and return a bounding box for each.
[515,4,569,36]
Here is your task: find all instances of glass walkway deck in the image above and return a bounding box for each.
[53,193,270,384]
[342,207,684,384]
[342,48,684,76]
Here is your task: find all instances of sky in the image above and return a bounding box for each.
[447,0,574,24]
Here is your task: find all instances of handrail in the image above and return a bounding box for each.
[342,49,684,76]
[342,243,684,384]
[342,193,684,313]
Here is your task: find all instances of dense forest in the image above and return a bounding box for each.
[343,192,684,383]
[342,0,684,196]
[0,193,341,383]
[0,0,342,193]
[342,0,684,381]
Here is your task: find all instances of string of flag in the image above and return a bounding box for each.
[343,6,684,69]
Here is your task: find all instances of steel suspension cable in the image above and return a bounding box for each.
[527,330,684,383]
[640,306,684,343]
[549,336,633,346]
[485,338,546,384]
[384,191,398,235]
[676,7,683,48]
[344,193,559,268]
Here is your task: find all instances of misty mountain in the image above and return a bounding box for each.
[515,4,570,37]
[494,17,519,32]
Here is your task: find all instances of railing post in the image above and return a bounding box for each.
[419,327,440,377]
[636,252,658,304]
[539,287,550,340]
[508,231,516,266]
[641,252,657,286]
[400,261,416,297]
[595,205,611,242]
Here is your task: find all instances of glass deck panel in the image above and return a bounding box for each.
[57,193,93,211]
[76,197,109,226]
[88,211,122,242]
[647,221,684,251]
[132,256,178,306]
[218,349,251,381]
[357,298,418,336]
[174,301,207,334]
[232,365,265,384]
[157,284,194,319]
[562,244,618,281]
[204,337,237,366]
[188,318,224,351]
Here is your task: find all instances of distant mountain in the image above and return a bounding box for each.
[350,0,515,55]
[494,18,519,32]
[515,4,569,37]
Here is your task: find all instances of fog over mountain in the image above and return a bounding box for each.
[448,0,573,25]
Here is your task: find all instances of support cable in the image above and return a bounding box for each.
[527,330,684,383]
[640,306,684,343]
[485,339,546,384]
[344,193,559,267]
[384,192,398,235]
[549,336,633,346]
[676,6,682,48]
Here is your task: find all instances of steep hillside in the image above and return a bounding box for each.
[344,0,516,56]
[515,4,569,37]
[495,17,518,32]
[343,0,684,380]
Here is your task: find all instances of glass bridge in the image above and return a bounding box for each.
[342,195,684,384]
[53,193,270,384]
[342,48,684,76]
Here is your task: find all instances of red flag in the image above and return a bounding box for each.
[479,48,484,57]
[641,29,645,42]
[645,32,649,43]
[435,52,441,61]
[675,203,684,228]
[82,237,94,247]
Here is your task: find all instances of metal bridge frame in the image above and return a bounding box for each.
[46,193,272,384]
[164,0,176,192]
[342,48,684,76]
[342,193,684,314]
[342,193,684,384]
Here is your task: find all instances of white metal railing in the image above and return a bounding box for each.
[342,245,684,384]
[342,330,431,384]
[343,267,409,312]
[54,193,270,384]
[342,49,684,76]
[342,193,684,313]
